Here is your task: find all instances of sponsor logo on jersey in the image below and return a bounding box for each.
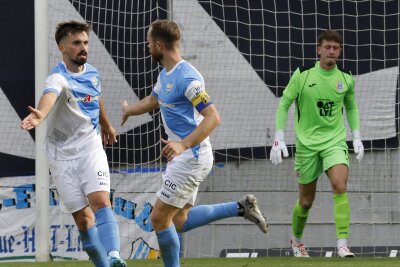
[317,99,334,116]
[166,83,174,93]
[308,83,317,87]
[67,95,99,103]
[336,82,343,91]
[159,99,175,108]
[99,182,108,186]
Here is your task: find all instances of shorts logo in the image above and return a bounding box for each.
[164,179,176,190]
[97,171,109,177]
[161,191,170,198]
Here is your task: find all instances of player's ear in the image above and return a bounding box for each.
[155,40,163,51]
[58,43,65,53]
[317,46,321,56]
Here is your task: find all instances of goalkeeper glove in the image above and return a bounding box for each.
[352,130,364,162]
[270,130,289,165]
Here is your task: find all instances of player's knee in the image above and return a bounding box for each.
[74,214,94,230]
[332,184,347,194]
[150,211,167,231]
[299,198,314,209]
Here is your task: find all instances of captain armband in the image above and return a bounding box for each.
[192,91,213,112]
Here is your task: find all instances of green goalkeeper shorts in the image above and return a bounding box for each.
[294,140,349,184]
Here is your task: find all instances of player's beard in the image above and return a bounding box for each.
[325,57,336,67]
[151,51,163,64]
[72,52,87,66]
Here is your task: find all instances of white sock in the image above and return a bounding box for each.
[337,238,348,249]
[108,250,120,258]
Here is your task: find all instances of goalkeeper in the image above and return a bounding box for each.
[270,30,364,258]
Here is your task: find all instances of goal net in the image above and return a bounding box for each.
[0,0,399,262]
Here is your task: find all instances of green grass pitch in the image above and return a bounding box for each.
[0,257,399,267]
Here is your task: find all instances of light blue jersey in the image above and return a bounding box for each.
[43,62,103,160]
[152,60,213,159]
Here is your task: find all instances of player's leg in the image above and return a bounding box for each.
[49,158,108,267]
[151,199,181,267]
[291,144,321,257]
[174,200,237,233]
[324,144,354,257]
[81,151,126,267]
[73,208,109,267]
[173,194,268,234]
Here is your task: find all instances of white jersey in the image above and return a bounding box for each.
[43,62,103,160]
[151,60,213,161]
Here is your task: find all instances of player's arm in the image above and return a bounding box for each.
[161,81,220,161]
[121,95,159,126]
[162,104,220,161]
[21,92,58,130]
[21,73,65,131]
[99,96,117,145]
[121,76,161,126]
[344,77,364,162]
[270,69,300,165]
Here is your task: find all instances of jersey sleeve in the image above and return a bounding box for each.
[275,68,301,130]
[151,75,161,98]
[343,75,360,131]
[43,73,68,95]
[184,80,213,113]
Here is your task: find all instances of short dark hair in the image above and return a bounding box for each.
[55,20,91,45]
[149,20,180,50]
[317,30,342,47]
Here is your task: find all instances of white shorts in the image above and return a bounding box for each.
[156,150,213,208]
[48,149,110,213]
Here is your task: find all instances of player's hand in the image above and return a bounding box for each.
[101,125,117,145]
[352,130,364,162]
[21,106,44,130]
[121,100,130,126]
[161,138,187,161]
[270,139,289,165]
[353,139,364,162]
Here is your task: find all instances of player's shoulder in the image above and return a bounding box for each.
[336,65,352,76]
[49,62,67,75]
[84,63,100,74]
[179,61,204,81]
[298,63,315,73]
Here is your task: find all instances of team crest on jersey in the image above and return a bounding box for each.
[336,82,343,91]
[166,83,174,93]
[91,77,99,88]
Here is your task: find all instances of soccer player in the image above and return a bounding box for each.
[21,21,126,267]
[269,30,364,258]
[121,19,268,267]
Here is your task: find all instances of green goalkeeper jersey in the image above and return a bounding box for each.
[276,61,360,151]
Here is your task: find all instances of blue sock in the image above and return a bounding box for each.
[79,226,108,267]
[95,207,120,254]
[157,225,180,267]
[183,202,238,232]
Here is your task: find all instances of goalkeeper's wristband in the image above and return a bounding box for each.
[352,130,361,140]
[274,130,284,141]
